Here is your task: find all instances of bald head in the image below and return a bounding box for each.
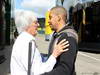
[50,6,67,21]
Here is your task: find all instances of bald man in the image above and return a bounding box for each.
[42,6,78,75]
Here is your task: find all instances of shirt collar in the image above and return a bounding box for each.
[22,31,35,41]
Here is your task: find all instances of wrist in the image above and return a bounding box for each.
[51,53,57,58]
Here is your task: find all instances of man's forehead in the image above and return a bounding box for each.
[50,10,55,14]
[49,11,56,16]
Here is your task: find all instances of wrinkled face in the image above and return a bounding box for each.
[29,20,39,36]
[48,12,58,31]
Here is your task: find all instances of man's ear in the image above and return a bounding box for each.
[57,15,61,22]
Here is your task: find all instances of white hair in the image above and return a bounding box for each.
[15,10,37,34]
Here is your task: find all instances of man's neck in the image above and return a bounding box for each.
[56,22,66,32]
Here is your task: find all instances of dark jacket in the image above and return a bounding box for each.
[42,25,78,75]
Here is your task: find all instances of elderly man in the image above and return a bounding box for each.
[10,10,69,75]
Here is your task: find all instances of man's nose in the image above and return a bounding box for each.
[37,23,40,27]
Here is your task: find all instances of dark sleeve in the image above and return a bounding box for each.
[42,33,78,75]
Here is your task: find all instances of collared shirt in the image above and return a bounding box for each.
[11,31,56,75]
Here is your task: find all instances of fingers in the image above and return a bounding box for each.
[58,39,66,45]
[52,39,69,58]
[61,41,69,46]
[62,43,69,48]
[63,49,69,51]
[60,48,69,52]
